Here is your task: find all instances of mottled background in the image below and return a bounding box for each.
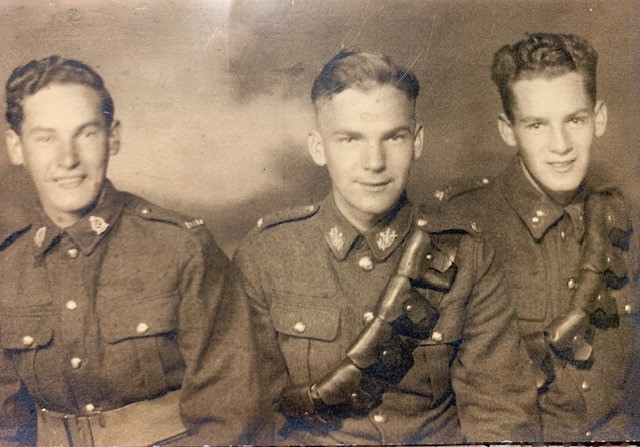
[0,0,638,255]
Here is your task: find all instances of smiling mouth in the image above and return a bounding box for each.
[547,160,576,173]
[358,180,391,190]
[53,176,85,188]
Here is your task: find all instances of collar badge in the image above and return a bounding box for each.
[377,227,397,251]
[34,226,46,247]
[89,216,109,235]
[329,226,344,251]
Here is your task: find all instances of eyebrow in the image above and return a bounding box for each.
[331,125,413,138]
[27,121,105,137]
[518,107,592,123]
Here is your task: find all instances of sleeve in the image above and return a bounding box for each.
[450,235,542,442]
[179,233,284,444]
[0,350,36,446]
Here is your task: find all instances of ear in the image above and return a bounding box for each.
[5,130,24,165]
[497,113,518,147]
[412,122,424,161]
[593,100,607,138]
[107,120,121,156]
[308,130,326,167]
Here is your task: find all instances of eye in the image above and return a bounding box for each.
[570,117,586,125]
[527,123,543,130]
[35,135,52,143]
[339,136,357,143]
[83,128,99,138]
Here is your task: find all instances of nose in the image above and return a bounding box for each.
[58,138,80,169]
[549,125,572,155]
[362,140,386,172]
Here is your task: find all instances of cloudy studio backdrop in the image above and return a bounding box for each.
[0,0,637,255]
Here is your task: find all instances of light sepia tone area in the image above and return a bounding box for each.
[0,0,637,256]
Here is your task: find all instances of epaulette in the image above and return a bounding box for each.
[432,176,492,203]
[125,194,211,245]
[416,204,483,235]
[256,203,320,232]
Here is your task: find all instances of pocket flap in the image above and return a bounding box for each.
[271,298,340,341]
[99,293,179,344]
[0,307,53,349]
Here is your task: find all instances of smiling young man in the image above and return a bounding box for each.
[444,33,637,441]
[181,50,539,444]
[0,56,228,446]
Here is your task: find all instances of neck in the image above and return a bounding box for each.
[332,194,384,233]
[519,158,577,206]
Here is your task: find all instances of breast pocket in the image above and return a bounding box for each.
[98,292,182,392]
[270,296,341,384]
[412,311,463,407]
[0,304,54,395]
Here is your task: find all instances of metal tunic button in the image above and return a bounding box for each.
[22,336,34,346]
[358,256,374,271]
[66,300,78,310]
[531,216,540,224]
[136,322,149,334]
[70,357,82,369]
[431,331,443,342]
[585,431,592,438]
[581,381,590,391]
[85,404,95,412]
[417,218,428,227]
[373,413,387,423]
[560,231,566,240]
[625,304,632,314]
[363,312,374,323]
[67,248,79,259]
[141,207,151,215]
[568,278,576,289]
[293,321,306,333]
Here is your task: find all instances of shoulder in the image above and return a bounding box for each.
[121,192,216,252]
[431,175,495,205]
[0,204,31,252]
[254,203,320,233]
[234,202,321,261]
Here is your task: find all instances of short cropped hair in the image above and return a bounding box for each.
[311,50,420,106]
[5,55,115,133]
[491,33,598,120]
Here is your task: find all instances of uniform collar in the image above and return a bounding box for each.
[500,157,585,241]
[30,181,127,258]
[316,193,413,261]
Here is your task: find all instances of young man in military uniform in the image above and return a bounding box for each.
[444,33,637,441]
[181,50,539,444]
[0,56,228,446]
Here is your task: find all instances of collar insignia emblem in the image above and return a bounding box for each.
[377,228,397,251]
[89,216,109,235]
[34,226,46,247]
[329,226,344,251]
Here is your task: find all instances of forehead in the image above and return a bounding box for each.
[510,71,591,117]
[21,83,103,130]
[316,85,415,129]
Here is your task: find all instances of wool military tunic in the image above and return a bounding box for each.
[0,182,227,446]
[444,157,638,442]
[182,194,539,445]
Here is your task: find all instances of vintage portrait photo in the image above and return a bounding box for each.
[0,0,637,445]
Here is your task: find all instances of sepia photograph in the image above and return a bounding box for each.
[0,0,638,445]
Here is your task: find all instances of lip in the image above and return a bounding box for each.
[547,159,576,173]
[52,175,86,188]
[357,179,392,191]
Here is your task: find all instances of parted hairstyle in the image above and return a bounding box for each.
[491,33,598,121]
[5,55,114,133]
[311,50,420,107]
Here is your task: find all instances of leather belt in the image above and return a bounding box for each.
[37,389,188,447]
